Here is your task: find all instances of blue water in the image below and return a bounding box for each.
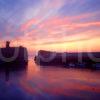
[0,60,100,100]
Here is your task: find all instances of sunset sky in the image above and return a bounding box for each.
[0,0,100,55]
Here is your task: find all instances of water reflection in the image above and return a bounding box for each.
[0,63,27,82]
[0,60,100,100]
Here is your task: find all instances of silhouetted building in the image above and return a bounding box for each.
[6,41,10,48]
[0,41,28,65]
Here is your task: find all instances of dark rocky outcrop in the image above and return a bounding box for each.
[34,50,100,69]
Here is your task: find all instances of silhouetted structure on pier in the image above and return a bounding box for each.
[6,41,10,48]
[34,50,100,69]
[0,41,28,65]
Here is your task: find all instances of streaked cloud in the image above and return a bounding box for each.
[0,0,100,53]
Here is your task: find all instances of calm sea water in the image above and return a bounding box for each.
[0,60,100,100]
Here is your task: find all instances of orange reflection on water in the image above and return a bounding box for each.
[19,61,100,98]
